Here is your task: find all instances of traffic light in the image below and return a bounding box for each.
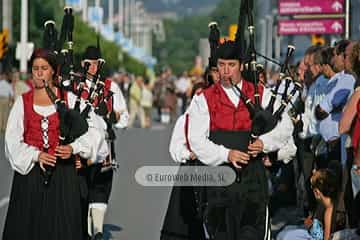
[311,34,325,46]
[0,29,9,60]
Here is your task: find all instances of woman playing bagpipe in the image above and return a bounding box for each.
[2,48,97,240]
[43,12,122,239]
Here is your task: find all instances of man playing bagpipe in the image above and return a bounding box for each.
[79,45,129,240]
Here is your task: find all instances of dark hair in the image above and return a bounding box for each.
[311,161,342,201]
[351,41,360,78]
[320,47,335,66]
[144,77,150,85]
[191,81,207,99]
[30,48,58,73]
[305,45,323,56]
[335,40,351,55]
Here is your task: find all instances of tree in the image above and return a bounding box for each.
[9,0,146,76]
[153,0,243,75]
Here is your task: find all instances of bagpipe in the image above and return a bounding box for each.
[42,79,89,185]
[41,7,109,182]
[43,7,120,172]
[230,0,302,144]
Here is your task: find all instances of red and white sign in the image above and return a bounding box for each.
[279,0,344,15]
[278,19,344,35]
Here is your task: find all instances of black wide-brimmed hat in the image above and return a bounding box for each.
[82,46,101,60]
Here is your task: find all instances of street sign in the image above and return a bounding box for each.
[279,0,344,15]
[278,19,344,35]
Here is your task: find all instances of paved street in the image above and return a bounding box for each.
[0,124,178,240]
[0,124,303,240]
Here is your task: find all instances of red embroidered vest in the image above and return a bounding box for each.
[203,81,262,131]
[22,90,60,155]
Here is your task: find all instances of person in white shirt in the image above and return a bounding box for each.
[3,48,103,240]
[80,46,129,240]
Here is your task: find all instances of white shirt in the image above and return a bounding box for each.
[300,75,328,139]
[278,137,297,164]
[67,91,109,164]
[0,79,14,98]
[188,81,295,166]
[169,113,192,163]
[5,92,104,175]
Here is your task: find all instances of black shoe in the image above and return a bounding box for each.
[93,232,103,240]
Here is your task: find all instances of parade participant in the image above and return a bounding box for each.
[2,48,97,240]
[185,35,298,239]
[161,81,208,240]
[81,45,129,240]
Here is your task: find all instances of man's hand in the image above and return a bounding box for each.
[55,145,73,159]
[262,155,272,167]
[38,152,57,171]
[228,150,250,169]
[189,152,197,160]
[304,215,313,228]
[248,139,264,157]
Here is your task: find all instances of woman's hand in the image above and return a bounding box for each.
[55,145,73,159]
[38,152,57,172]
[248,139,264,157]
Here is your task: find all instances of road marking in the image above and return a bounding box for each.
[0,196,9,209]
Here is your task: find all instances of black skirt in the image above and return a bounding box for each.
[3,161,84,240]
[161,130,270,240]
[160,169,206,240]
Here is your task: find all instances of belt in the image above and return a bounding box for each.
[327,138,340,148]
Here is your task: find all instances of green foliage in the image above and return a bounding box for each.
[153,0,243,75]
[9,0,146,76]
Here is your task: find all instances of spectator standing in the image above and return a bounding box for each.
[140,78,153,128]
[128,76,145,127]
